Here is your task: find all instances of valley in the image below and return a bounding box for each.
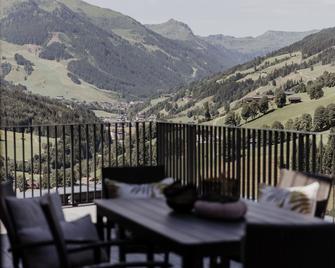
[0,0,333,128]
[140,28,335,132]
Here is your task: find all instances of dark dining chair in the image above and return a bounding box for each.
[244,223,335,268]
[40,193,170,268]
[3,192,73,268]
[277,169,333,218]
[0,181,20,268]
[101,166,170,266]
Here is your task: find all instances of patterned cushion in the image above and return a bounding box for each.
[105,177,174,198]
[278,169,330,201]
[259,182,319,216]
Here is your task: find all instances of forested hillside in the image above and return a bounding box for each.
[139,27,335,132]
[0,79,99,126]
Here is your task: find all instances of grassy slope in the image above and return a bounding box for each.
[140,96,168,114]
[0,40,120,103]
[0,130,53,161]
[167,48,335,127]
[92,110,119,120]
[211,60,335,127]
[244,88,335,128]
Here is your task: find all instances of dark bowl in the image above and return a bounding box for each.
[163,182,197,213]
[166,199,195,213]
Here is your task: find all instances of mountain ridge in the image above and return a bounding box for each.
[203,29,319,58]
[146,19,196,41]
[0,0,321,100]
[1,0,235,97]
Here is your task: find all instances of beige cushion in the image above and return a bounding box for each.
[278,169,330,201]
[259,182,319,216]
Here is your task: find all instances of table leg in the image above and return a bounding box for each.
[96,209,104,240]
[219,257,230,268]
[182,254,203,268]
[209,256,230,268]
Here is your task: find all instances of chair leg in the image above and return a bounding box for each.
[163,252,170,268]
[209,257,218,268]
[146,246,154,268]
[106,225,112,261]
[219,257,230,268]
[209,256,231,268]
[12,254,20,268]
[119,247,126,262]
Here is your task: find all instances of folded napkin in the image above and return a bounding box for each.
[194,200,247,220]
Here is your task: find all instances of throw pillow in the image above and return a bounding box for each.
[105,177,174,198]
[259,182,319,216]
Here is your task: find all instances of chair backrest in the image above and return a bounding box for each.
[4,193,65,268]
[40,195,70,268]
[101,166,165,198]
[244,223,335,268]
[278,169,333,218]
[0,181,16,235]
[0,181,19,268]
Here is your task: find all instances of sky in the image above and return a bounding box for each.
[84,0,335,37]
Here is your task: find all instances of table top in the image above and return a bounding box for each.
[95,198,326,248]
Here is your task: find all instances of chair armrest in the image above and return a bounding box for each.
[9,238,123,252]
[65,239,98,244]
[9,240,54,252]
[67,239,138,253]
[86,261,171,268]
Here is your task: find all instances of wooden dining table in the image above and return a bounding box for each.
[95,198,326,268]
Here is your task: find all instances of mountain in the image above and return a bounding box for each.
[146,19,197,41]
[139,27,335,130]
[0,0,320,101]
[204,30,319,60]
[147,19,318,68]
[146,19,244,71]
[0,0,237,98]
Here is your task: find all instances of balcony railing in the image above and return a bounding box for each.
[0,122,334,214]
[0,122,157,205]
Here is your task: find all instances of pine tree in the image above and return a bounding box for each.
[259,96,269,114]
[275,89,286,108]
[314,106,329,131]
[225,111,241,126]
[241,103,251,122]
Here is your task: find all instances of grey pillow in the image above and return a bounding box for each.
[5,194,65,230]
[62,215,107,267]
[5,197,48,229]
